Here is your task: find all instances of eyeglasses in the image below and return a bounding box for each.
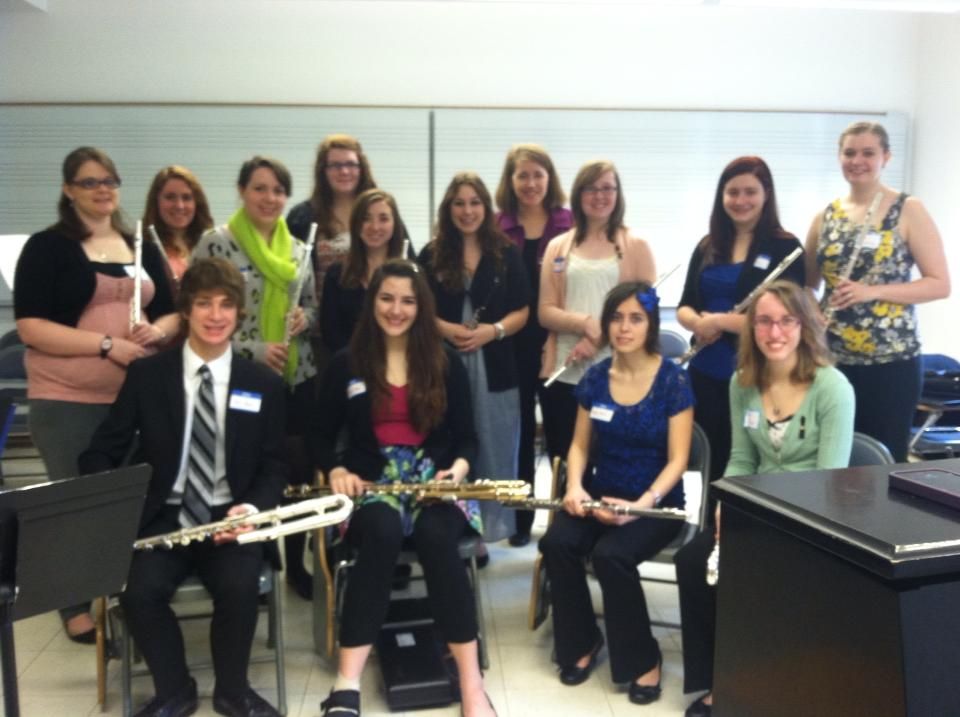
[754,315,801,332]
[582,185,618,196]
[325,161,361,172]
[71,177,121,190]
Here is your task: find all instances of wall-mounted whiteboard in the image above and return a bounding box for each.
[0,105,907,304]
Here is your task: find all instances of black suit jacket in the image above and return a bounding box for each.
[79,347,288,536]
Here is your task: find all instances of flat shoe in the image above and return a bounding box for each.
[320,689,360,717]
[628,652,662,705]
[559,633,604,686]
[508,532,530,547]
[685,695,712,716]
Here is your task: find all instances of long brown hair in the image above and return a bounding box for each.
[429,172,508,293]
[494,143,566,216]
[340,189,408,289]
[349,260,448,433]
[309,134,377,238]
[736,280,832,390]
[53,146,130,244]
[142,165,214,251]
[569,160,625,246]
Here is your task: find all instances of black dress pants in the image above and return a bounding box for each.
[674,528,717,693]
[539,511,681,683]
[339,501,478,647]
[120,509,264,700]
[540,381,578,465]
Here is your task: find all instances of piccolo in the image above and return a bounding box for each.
[133,494,353,551]
[821,191,883,326]
[284,222,318,346]
[130,220,144,331]
[544,263,682,388]
[675,246,804,366]
[284,482,687,520]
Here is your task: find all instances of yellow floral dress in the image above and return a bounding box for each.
[817,193,919,365]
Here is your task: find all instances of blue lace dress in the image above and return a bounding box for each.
[574,357,695,508]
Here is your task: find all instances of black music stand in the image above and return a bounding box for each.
[0,465,150,717]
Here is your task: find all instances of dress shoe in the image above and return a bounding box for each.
[685,694,712,716]
[628,652,662,705]
[508,531,531,547]
[213,687,280,717]
[559,633,604,686]
[132,678,198,717]
[63,615,97,644]
[320,688,361,716]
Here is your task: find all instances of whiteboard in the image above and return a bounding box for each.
[0,105,907,304]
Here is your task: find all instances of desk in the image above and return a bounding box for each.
[712,459,960,717]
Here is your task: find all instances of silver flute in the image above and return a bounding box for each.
[133,494,354,551]
[283,222,318,346]
[705,541,720,585]
[676,246,804,366]
[503,497,687,520]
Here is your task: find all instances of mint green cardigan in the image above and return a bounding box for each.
[724,365,855,477]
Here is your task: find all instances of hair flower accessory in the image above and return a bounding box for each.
[637,286,659,313]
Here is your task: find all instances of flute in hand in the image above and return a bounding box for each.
[821,191,883,326]
[284,222,318,346]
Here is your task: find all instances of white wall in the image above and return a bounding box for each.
[0,0,955,357]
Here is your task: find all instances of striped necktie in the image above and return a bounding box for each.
[180,364,217,528]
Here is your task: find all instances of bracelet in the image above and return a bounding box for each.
[494,322,506,341]
[647,489,663,507]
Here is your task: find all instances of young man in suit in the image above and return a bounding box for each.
[80,257,288,717]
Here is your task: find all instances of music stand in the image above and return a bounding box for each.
[0,465,150,717]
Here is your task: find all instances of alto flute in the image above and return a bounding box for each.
[820,191,883,326]
[676,246,804,366]
[284,482,688,520]
[284,222,318,346]
[133,494,354,551]
[544,263,682,388]
[130,220,144,331]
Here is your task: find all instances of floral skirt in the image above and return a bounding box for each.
[356,445,483,537]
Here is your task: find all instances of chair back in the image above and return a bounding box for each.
[688,422,712,526]
[659,329,689,360]
[849,431,895,467]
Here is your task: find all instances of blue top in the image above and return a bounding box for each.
[574,357,695,506]
[689,261,743,380]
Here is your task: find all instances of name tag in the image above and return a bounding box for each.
[229,390,262,413]
[590,404,615,422]
[347,379,367,399]
[743,409,760,430]
[862,232,882,250]
[753,254,771,271]
[552,257,566,273]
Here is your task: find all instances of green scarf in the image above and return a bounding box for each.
[228,208,299,384]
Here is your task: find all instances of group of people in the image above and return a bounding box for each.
[11,120,949,717]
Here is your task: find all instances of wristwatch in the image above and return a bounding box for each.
[494,322,506,341]
[99,335,113,359]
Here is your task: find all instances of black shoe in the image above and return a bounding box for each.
[62,615,97,645]
[685,694,712,716]
[559,633,604,686]
[508,532,531,547]
[320,689,361,716]
[628,652,662,705]
[213,687,280,717]
[133,678,198,717]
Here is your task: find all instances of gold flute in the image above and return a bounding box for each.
[284,481,688,520]
[676,246,804,366]
[133,494,354,551]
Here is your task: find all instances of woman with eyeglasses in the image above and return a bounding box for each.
[419,172,531,548]
[539,281,693,705]
[142,165,214,288]
[494,144,573,547]
[804,121,950,462]
[674,281,854,717]
[313,259,496,717]
[193,155,318,598]
[14,146,178,643]
[677,157,804,489]
[539,160,656,467]
[320,189,413,353]
[287,135,378,364]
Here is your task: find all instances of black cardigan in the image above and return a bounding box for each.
[417,243,531,392]
[312,345,477,481]
[14,228,176,326]
[679,232,805,347]
[320,263,365,353]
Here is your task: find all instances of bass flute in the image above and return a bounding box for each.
[133,494,354,551]
[676,246,804,366]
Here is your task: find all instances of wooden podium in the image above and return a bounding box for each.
[712,458,960,717]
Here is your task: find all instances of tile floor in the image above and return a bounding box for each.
[1,455,705,717]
